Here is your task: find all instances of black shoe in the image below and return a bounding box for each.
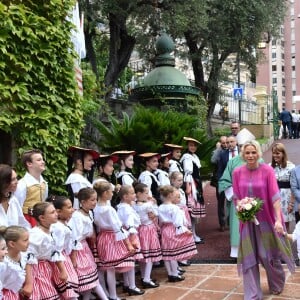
[141,277,157,284]
[177,267,186,273]
[142,280,160,289]
[295,259,300,267]
[127,287,145,296]
[178,261,191,267]
[168,275,185,282]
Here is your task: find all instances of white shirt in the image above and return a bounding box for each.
[138,170,160,197]
[292,221,300,259]
[14,172,48,207]
[158,203,189,235]
[134,202,158,225]
[0,195,30,228]
[93,204,128,241]
[0,252,27,293]
[68,210,94,249]
[154,169,170,186]
[65,172,92,209]
[27,226,63,263]
[117,202,141,234]
[116,171,136,186]
[51,221,75,255]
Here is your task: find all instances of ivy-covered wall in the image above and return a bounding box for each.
[0,0,84,193]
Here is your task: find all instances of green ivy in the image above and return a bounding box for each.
[0,1,85,194]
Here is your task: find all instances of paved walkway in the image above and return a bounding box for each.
[117,138,300,300]
[117,264,300,299]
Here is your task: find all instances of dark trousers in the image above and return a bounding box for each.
[216,188,226,226]
[295,211,300,224]
[292,122,298,139]
[282,121,292,138]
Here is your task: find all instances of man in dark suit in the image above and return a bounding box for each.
[279,108,292,139]
[215,136,238,232]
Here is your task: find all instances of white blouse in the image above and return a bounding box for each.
[93,204,128,241]
[117,171,136,186]
[51,221,75,255]
[134,202,158,225]
[27,226,63,264]
[168,159,183,175]
[0,195,30,228]
[117,203,141,234]
[65,173,92,209]
[154,169,170,186]
[67,210,94,250]
[158,203,188,235]
[138,170,160,197]
[180,153,201,180]
[0,252,27,293]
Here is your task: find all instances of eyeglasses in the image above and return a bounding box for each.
[231,127,238,129]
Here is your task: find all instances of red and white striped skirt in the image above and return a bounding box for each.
[160,223,198,261]
[51,251,79,298]
[138,223,162,263]
[2,289,19,300]
[178,204,192,228]
[31,261,60,300]
[96,230,135,273]
[128,233,143,261]
[187,194,206,218]
[75,239,99,292]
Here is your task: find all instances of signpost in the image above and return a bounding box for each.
[233,87,243,99]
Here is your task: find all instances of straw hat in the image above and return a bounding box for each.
[164,143,184,150]
[68,146,100,160]
[183,137,201,145]
[111,150,136,156]
[98,154,119,163]
[236,128,255,145]
[159,152,172,160]
[139,152,161,159]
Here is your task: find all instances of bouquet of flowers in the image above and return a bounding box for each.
[236,197,263,225]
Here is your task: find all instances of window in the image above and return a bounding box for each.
[282,78,285,85]
[282,91,285,97]
[292,66,296,71]
[272,78,277,84]
[282,66,285,72]
[272,65,277,71]
[272,52,277,59]
[281,53,285,59]
[293,91,296,96]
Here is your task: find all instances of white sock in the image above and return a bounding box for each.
[143,262,153,282]
[164,260,171,275]
[170,260,179,276]
[98,270,109,296]
[127,268,136,289]
[94,283,109,300]
[106,269,117,299]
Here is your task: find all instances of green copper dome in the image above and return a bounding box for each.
[129,32,200,105]
[143,66,192,86]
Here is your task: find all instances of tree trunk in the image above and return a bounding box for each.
[104,13,136,98]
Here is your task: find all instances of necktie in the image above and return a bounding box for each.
[231,150,235,157]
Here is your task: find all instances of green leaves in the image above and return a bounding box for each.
[0,0,84,194]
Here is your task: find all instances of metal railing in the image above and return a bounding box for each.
[213,91,273,125]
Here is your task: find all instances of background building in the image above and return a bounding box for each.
[256,0,300,111]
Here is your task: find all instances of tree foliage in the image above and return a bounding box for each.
[0,0,85,193]
[81,0,287,135]
[88,105,216,175]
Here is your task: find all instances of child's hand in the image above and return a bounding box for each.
[127,244,135,254]
[59,270,68,282]
[187,230,193,235]
[20,284,32,298]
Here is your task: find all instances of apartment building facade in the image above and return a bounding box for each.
[256,0,300,111]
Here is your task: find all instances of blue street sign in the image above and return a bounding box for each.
[233,88,243,99]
